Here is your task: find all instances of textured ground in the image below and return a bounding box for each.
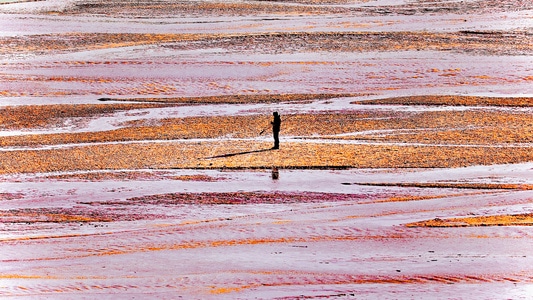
[1,0,533,299]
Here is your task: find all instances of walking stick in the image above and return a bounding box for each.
[259,126,270,135]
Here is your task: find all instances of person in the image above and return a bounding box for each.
[271,111,281,149]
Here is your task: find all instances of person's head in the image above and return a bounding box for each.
[273,111,279,116]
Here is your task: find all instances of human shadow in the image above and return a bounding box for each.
[204,148,273,159]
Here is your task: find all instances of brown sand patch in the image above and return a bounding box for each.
[0,103,172,130]
[123,191,370,205]
[75,191,399,210]
[0,33,202,56]
[352,95,533,107]
[98,93,361,104]
[61,1,345,17]
[38,171,172,182]
[42,0,532,18]
[0,206,169,224]
[0,193,25,201]
[406,213,533,227]
[17,171,225,182]
[2,31,531,57]
[162,31,533,56]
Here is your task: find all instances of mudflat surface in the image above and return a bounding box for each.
[1,0,533,299]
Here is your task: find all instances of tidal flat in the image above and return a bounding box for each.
[1,0,533,298]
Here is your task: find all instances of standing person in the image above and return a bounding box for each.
[271,111,281,149]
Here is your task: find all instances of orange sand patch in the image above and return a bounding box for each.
[1,141,533,174]
[369,191,493,204]
[209,285,256,295]
[0,274,55,280]
[171,175,226,182]
[3,106,532,147]
[0,210,107,223]
[406,213,533,227]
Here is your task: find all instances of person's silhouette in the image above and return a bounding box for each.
[271,112,281,149]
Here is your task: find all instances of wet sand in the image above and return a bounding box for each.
[1,0,533,298]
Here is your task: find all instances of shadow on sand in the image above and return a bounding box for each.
[204,148,273,159]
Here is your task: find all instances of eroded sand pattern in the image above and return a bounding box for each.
[1,0,533,299]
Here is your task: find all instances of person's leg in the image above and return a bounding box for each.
[273,131,279,149]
